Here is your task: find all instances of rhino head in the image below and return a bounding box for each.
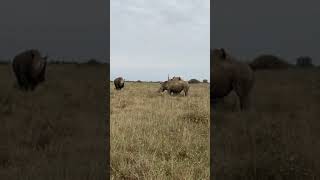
[31,52,48,83]
[158,81,169,93]
[212,48,227,61]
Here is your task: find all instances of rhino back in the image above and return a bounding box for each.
[114,77,124,84]
[13,49,42,71]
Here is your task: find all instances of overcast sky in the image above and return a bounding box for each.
[111,0,210,81]
[212,0,320,65]
[0,0,108,62]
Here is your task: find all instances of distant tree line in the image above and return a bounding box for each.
[188,79,210,84]
[0,60,10,64]
[248,54,316,70]
[296,56,314,68]
[110,79,210,84]
[49,58,108,65]
[0,58,108,65]
[188,79,201,84]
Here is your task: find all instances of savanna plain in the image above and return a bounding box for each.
[111,81,210,179]
[0,63,108,180]
[212,68,320,179]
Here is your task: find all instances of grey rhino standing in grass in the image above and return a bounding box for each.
[12,49,48,91]
[211,48,254,110]
[114,77,125,90]
[158,77,189,96]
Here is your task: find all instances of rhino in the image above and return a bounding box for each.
[158,77,189,96]
[211,48,254,110]
[114,77,124,90]
[12,49,48,91]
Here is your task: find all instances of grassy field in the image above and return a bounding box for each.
[212,68,320,179]
[111,82,210,179]
[0,64,108,179]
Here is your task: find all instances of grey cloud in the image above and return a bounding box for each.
[111,0,209,81]
[212,0,320,65]
[0,0,108,61]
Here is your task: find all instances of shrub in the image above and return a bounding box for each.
[296,56,314,68]
[250,54,291,70]
[188,79,201,84]
[86,59,100,65]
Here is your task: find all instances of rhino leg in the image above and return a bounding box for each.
[30,84,36,91]
[184,88,188,96]
[29,78,37,91]
[233,81,251,111]
[15,73,23,89]
[238,94,251,110]
[26,72,36,91]
[19,73,30,91]
[13,65,25,90]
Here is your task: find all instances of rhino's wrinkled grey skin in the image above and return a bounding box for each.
[114,77,124,90]
[211,48,254,110]
[158,77,189,96]
[171,76,182,81]
[12,49,48,91]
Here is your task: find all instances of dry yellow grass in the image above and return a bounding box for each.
[0,64,108,179]
[111,82,210,179]
[212,68,320,179]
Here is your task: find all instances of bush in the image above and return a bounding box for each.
[250,54,291,70]
[86,59,100,65]
[296,56,314,68]
[203,79,208,83]
[188,79,201,84]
